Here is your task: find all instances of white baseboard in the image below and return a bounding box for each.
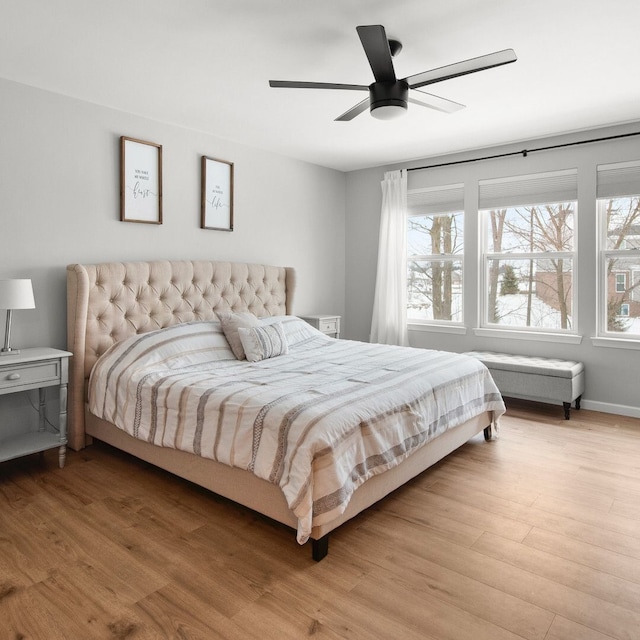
[579,400,640,419]
[503,394,640,420]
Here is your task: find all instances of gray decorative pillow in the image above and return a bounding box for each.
[216,311,260,359]
[237,322,289,362]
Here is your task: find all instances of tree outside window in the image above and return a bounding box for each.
[483,203,575,330]
[407,211,463,322]
[600,195,640,334]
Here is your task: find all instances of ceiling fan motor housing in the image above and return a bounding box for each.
[269,25,516,121]
[369,80,409,118]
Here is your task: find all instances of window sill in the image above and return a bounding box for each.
[591,336,640,350]
[473,327,583,344]
[408,323,467,335]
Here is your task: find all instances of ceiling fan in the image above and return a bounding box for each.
[269,25,517,121]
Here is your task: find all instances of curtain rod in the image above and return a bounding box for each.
[406,130,640,172]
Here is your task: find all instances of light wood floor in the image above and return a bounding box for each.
[1,400,640,640]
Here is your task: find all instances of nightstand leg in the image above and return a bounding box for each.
[59,382,68,468]
[38,388,46,431]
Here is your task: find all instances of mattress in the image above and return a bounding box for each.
[88,316,505,542]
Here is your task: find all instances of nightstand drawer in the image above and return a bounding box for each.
[300,315,341,338]
[0,360,61,391]
[319,319,338,333]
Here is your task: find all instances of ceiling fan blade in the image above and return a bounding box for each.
[409,89,465,113]
[335,97,370,121]
[405,48,517,89]
[269,80,367,91]
[356,25,396,83]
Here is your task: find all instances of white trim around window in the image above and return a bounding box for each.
[595,160,640,342]
[478,169,579,337]
[408,321,467,334]
[407,184,465,326]
[473,327,583,344]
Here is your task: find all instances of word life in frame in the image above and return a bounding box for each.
[202,157,233,230]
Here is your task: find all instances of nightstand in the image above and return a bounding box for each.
[0,347,72,468]
[300,315,341,338]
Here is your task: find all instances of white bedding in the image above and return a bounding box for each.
[88,316,505,542]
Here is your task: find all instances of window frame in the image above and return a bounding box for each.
[594,160,640,344]
[480,249,577,330]
[406,184,465,328]
[596,196,640,341]
[478,174,579,337]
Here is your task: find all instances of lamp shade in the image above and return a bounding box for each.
[0,279,36,310]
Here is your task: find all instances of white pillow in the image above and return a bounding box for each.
[237,322,289,362]
[216,311,260,359]
[260,315,329,346]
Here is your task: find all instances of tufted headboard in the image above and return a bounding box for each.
[66,259,296,450]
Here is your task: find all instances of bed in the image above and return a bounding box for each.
[67,259,504,560]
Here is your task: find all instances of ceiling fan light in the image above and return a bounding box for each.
[369,79,409,120]
[370,103,407,120]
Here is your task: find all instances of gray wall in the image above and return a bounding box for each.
[3,73,639,428]
[0,78,345,432]
[345,123,640,417]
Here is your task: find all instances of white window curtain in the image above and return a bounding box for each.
[370,169,409,346]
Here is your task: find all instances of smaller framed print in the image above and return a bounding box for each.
[120,136,163,224]
[201,156,234,231]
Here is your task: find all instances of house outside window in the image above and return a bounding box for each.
[407,184,464,324]
[597,160,640,338]
[633,270,640,303]
[479,169,578,333]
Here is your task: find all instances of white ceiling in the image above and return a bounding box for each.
[2,0,640,172]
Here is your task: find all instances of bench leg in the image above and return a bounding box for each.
[575,395,582,411]
[563,402,571,420]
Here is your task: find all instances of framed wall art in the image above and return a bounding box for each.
[120,136,163,224]
[201,156,234,231]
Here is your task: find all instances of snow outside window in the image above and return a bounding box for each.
[596,160,640,338]
[407,184,464,324]
[479,170,578,333]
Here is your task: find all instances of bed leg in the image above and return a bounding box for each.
[483,425,494,441]
[311,535,329,561]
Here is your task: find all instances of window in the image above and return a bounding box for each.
[597,161,640,338]
[479,170,578,332]
[633,270,640,303]
[407,184,464,323]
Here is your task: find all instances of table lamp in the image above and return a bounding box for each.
[0,279,35,356]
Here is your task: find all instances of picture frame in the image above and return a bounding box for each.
[201,156,234,231]
[120,136,163,224]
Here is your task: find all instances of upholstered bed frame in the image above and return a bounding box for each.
[67,259,491,560]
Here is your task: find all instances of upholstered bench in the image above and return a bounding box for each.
[464,351,585,419]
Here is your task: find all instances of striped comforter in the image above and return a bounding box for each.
[88,317,505,543]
